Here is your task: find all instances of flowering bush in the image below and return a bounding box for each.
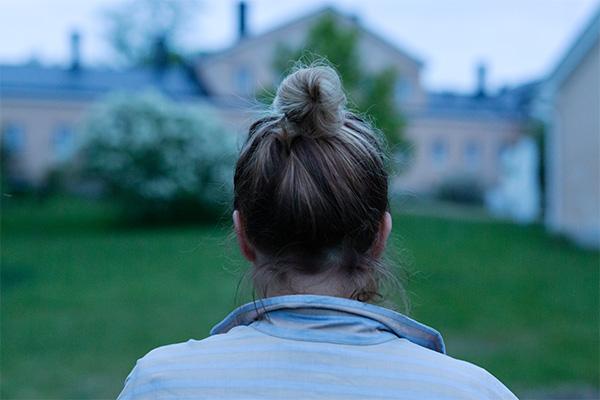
[80,91,236,222]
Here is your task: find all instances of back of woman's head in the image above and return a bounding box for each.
[234,65,391,302]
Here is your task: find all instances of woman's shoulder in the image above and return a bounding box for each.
[380,338,517,399]
[119,328,517,400]
[138,325,263,364]
[117,326,265,399]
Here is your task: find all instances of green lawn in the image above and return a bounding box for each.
[1,197,598,399]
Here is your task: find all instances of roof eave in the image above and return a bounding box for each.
[543,7,600,97]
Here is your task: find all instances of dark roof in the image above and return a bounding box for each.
[544,6,599,93]
[497,80,542,113]
[0,63,208,101]
[418,81,540,120]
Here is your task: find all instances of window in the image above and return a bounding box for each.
[463,140,481,170]
[2,123,25,154]
[234,66,253,95]
[394,78,412,106]
[431,139,448,168]
[52,124,76,161]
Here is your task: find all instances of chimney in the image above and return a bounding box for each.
[70,30,81,71]
[238,1,247,40]
[475,62,487,98]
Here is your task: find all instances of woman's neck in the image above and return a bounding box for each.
[252,255,354,299]
[262,271,353,298]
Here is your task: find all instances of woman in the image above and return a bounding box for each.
[117,66,517,399]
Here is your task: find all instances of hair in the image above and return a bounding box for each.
[234,65,396,303]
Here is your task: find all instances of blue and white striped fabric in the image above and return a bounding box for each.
[117,294,517,399]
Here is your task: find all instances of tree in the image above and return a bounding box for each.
[103,0,201,67]
[79,91,235,223]
[271,14,406,151]
[526,118,546,213]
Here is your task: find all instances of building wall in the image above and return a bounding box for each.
[549,39,600,246]
[0,97,244,186]
[396,115,523,192]
[1,98,89,184]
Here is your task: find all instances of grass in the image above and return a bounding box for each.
[1,196,598,399]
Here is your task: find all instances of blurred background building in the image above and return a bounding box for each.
[196,6,531,194]
[1,2,598,247]
[536,9,600,248]
[0,41,207,185]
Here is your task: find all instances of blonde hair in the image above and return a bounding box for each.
[234,66,394,302]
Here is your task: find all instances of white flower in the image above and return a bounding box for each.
[80,91,236,215]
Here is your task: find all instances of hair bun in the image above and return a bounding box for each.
[273,66,346,138]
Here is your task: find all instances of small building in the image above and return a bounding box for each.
[536,8,600,248]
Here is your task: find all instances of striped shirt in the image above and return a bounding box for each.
[117,294,517,399]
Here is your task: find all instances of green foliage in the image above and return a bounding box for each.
[271,14,406,150]
[103,0,200,66]
[435,175,485,205]
[273,15,362,90]
[0,140,19,194]
[360,67,405,150]
[0,146,42,198]
[79,91,235,223]
[526,119,546,211]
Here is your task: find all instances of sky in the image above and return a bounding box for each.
[1,0,598,93]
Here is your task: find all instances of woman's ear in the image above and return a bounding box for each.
[372,211,392,259]
[233,210,256,262]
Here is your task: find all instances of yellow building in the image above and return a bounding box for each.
[537,8,600,248]
[1,5,532,197]
[196,6,530,194]
[0,33,211,186]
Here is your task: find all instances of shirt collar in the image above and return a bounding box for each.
[210,294,445,354]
